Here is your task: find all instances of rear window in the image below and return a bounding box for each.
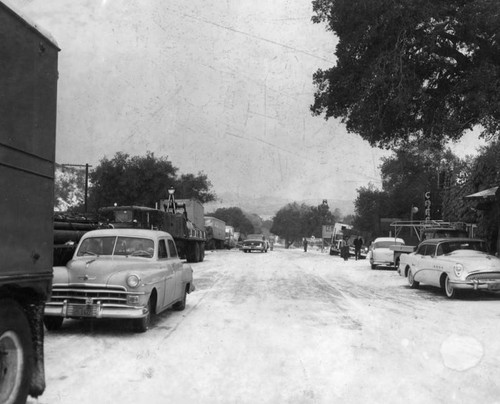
[374,241,404,249]
[438,240,488,254]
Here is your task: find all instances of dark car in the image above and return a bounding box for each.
[241,239,268,253]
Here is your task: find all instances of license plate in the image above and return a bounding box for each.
[489,283,500,290]
[68,304,97,317]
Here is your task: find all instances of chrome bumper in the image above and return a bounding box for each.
[44,301,148,319]
[450,279,500,291]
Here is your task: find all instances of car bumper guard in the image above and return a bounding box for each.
[450,279,500,291]
[44,300,148,319]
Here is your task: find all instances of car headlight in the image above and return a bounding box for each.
[127,274,141,288]
[453,263,464,277]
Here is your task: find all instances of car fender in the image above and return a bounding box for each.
[182,263,195,292]
[52,266,69,285]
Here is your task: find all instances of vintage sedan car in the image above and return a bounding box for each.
[44,228,195,332]
[399,238,500,298]
[368,237,405,269]
[241,239,268,253]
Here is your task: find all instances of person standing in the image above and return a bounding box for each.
[340,236,349,260]
[303,237,308,252]
[354,236,363,260]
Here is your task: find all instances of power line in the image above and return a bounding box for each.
[163,6,335,64]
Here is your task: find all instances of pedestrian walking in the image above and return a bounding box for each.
[354,236,363,260]
[303,238,308,252]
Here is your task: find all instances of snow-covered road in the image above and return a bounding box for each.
[31,247,500,404]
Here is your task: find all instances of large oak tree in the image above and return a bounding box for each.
[88,152,216,210]
[311,0,500,148]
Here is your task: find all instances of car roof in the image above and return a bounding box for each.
[82,228,171,239]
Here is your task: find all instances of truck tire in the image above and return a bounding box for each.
[186,242,199,263]
[0,299,33,404]
[193,242,200,263]
[196,243,203,262]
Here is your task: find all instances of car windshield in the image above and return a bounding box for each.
[374,241,403,249]
[437,240,489,255]
[77,236,154,258]
[244,241,262,245]
[112,209,134,223]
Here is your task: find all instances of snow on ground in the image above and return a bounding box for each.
[31,247,500,404]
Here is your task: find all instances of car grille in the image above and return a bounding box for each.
[49,285,129,305]
[466,272,500,281]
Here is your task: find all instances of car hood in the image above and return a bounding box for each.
[439,251,500,271]
[55,256,151,286]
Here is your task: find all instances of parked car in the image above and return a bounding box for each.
[241,239,268,253]
[44,228,195,332]
[368,237,405,269]
[399,238,500,298]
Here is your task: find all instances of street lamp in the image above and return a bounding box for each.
[410,205,419,221]
[166,186,176,213]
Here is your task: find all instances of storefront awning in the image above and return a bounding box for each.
[464,186,498,200]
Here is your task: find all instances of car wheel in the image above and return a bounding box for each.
[408,270,420,289]
[44,316,64,331]
[134,298,152,333]
[371,263,377,270]
[443,274,456,299]
[173,286,187,311]
[0,299,32,404]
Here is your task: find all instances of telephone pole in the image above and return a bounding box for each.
[60,163,92,212]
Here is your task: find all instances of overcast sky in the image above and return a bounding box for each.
[13,0,483,215]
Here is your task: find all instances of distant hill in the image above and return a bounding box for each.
[204,191,354,220]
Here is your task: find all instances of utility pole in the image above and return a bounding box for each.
[60,163,92,212]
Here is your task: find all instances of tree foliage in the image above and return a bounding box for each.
[177,173,217,203]
[271,201,336,247]
[207,207,255,236]
[353,141,461,236]
[88,152,216,209]
[54,165,86,211]
[442,141,500,251]
[311,0,500,148]
[379,142,460,218]
[353,184,392,236]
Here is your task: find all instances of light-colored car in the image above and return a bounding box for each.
[399,238,500,298]
[241,239,268,253]
[44,229,195,332]
[369,237,405,269]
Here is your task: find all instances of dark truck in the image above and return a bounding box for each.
[98,191,206,263]
[53,212,99,266]
[0,2,59,402]
[204,216,226,250]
